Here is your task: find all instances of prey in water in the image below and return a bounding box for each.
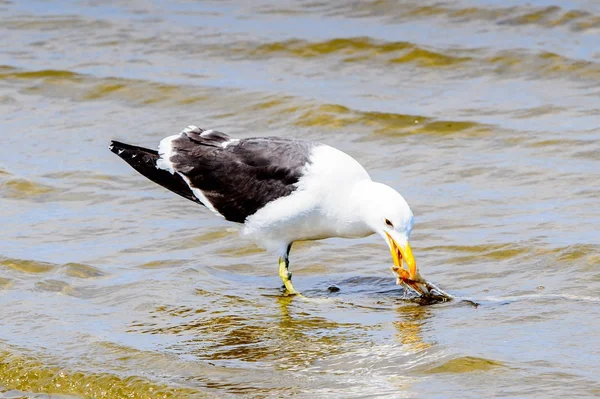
[389,245,454,303]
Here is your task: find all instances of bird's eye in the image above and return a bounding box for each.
[385,219,393,227]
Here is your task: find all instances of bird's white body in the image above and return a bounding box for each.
[244,144,381,255]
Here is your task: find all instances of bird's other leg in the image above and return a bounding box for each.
[278,243,298,295]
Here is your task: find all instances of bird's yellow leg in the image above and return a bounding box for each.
[278,257,298,295]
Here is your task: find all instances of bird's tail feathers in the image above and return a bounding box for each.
[109,140,201,205]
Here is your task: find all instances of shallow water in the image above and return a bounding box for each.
[1,0,600,398]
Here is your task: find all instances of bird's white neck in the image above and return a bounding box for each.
[323,180,381,239]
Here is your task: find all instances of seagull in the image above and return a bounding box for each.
[110,125,428,295]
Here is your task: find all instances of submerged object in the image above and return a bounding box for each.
[397,276,479,307]
[391,264,454,304]
[400,277,454,304]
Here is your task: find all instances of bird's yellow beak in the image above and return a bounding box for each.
[385,232,428,295]
[386,232,416,279]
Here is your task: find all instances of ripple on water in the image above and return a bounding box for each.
[4,15,113,31]
[158,229,235,252]
[0,257,108,282]
[3,69,82,80]
[554,244,598,263]
[488,50,600,80]
[0,178,57,200]
[292,104,489,137]
[240,37,471,68]
[0,277,13,290]
[0,348,208,399]
[221,35,600,81]
[424,244,532,264]
[424,356,505,374]
[0,257,57,274]
[217,244,265,258]
[61,262,107,279]
[35,279,74,294]
[42,170,117,184]
[0,67,213,107]
[291,2,600,33]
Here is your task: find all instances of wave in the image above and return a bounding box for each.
[0,347,206,399]
[258,2,600,32]
[221,37,600,80]
[0,66,489,137]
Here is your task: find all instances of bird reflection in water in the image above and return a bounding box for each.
[393,304,435,352]
[272,295,358,369]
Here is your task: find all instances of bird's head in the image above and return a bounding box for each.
[357,182,425,291]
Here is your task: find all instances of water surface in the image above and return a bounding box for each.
[1,1,599,398]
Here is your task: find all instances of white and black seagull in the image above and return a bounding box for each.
[110,125,428,295]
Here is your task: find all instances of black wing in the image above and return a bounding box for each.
[162,126,314,223]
